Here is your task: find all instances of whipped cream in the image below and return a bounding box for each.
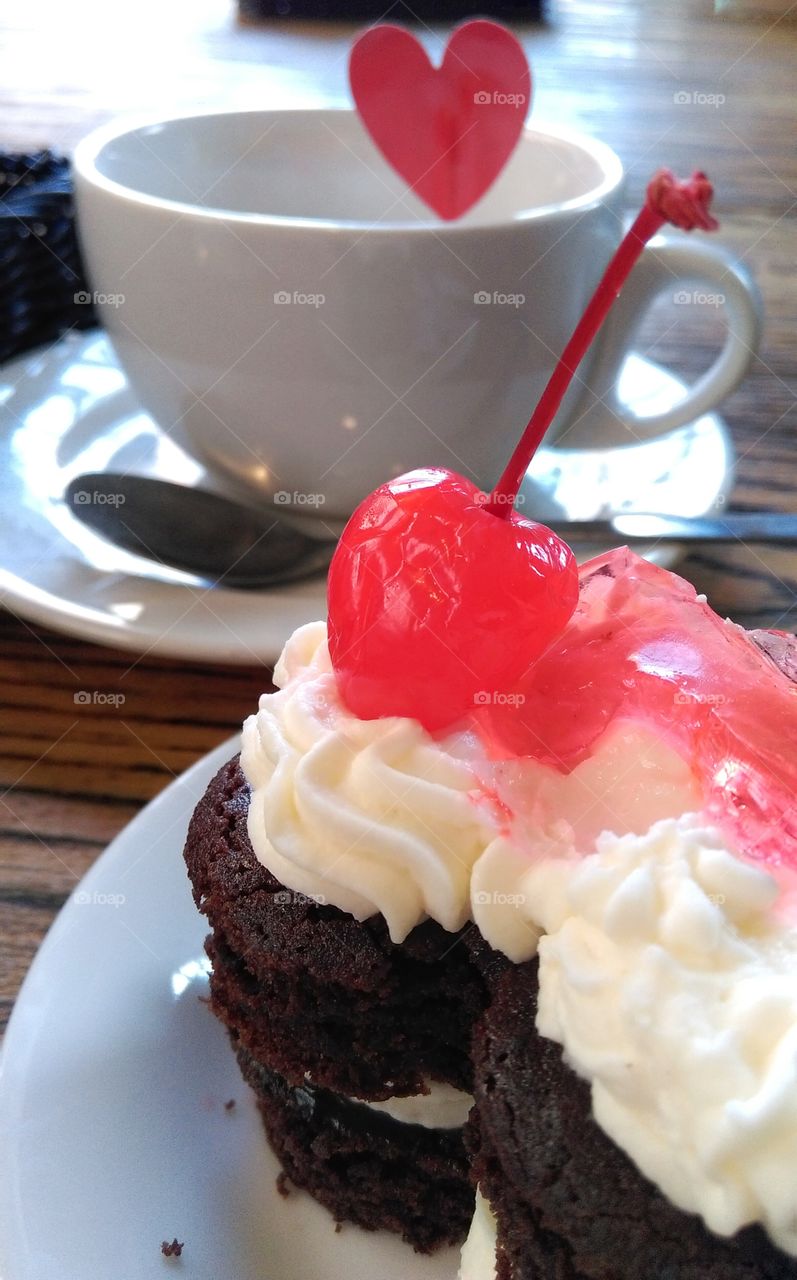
[241,623,700,958]
[533,815,797,1255]
[242,622,494,942]
[351,1080,473,1131]
[459,1190,497,1280]
[470,720,701,959]
[243,621,797,1254]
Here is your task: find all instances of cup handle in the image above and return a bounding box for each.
[558,234,763,446]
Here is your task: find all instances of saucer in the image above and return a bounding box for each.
[0,331,733,666]
[0,736,460,1280]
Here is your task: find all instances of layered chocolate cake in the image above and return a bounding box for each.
[184,753,484,1251]
[184,549,797,1278]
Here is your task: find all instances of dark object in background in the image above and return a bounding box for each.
[0,152,96,365]
[240,0,543,21]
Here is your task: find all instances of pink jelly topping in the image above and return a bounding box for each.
[474,547,797,867]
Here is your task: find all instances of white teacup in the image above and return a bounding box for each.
[74,108,761,519]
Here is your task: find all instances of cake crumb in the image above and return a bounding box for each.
[224,1098,236,1111]
[276,1171,292,1198]
[161,1239,184,1258]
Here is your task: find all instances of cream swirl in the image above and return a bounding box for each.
[532,815,797,1254]
[242,622,496,942]
[241,623,700,953]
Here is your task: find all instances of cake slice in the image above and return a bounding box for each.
[466,952,797,1280]
[184,753,484,1251]
[183,547,797,1276]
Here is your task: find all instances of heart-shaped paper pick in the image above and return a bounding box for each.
[349,20,532,221]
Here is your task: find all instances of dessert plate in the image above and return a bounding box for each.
[0,331,733,666]
[0,737,461,1280]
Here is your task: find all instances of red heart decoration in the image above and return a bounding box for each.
[349,20,532,221]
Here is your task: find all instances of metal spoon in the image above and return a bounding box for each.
[66,472,797,589]
[65,473,334,588]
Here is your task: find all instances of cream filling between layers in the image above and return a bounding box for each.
[349,1080,474,1131]
[459,1190,498,1280]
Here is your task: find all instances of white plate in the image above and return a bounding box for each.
[0,331,733,666]
[0,737,461,1280]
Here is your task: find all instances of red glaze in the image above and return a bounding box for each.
[327,468,578,732]
[477,547,797,865]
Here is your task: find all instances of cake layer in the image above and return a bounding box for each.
[238,1049,474,1252]
[468,957,797,1280]
[184,755,487,1098]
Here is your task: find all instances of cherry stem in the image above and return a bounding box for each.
[485,170,719,518]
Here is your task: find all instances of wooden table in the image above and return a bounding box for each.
[1,0,796,1037]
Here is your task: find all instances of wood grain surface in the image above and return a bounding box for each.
[1,0,796,1036]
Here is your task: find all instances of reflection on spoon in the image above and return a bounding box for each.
[66,473,335,589]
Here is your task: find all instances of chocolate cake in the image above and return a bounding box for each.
[184,753,484,1251]
[183,573,797,1277]
[238,1050,472,1250]
[467,951,797,1280]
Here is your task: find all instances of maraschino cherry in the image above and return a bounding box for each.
[328,470,577,732]
[328,171,718,733]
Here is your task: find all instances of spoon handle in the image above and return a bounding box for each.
[552,513,797,545]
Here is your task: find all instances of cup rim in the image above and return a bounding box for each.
[73,107,625,233]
